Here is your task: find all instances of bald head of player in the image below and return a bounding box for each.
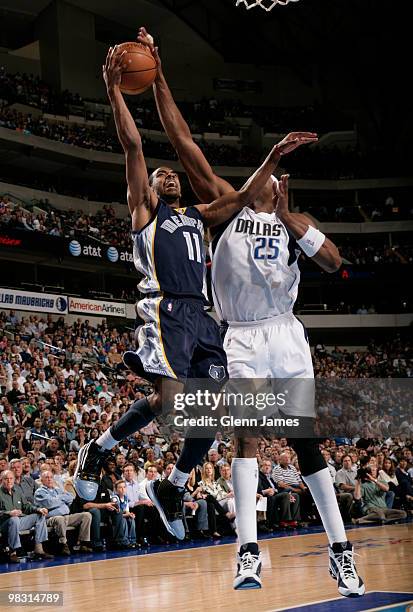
[149,166,182,204]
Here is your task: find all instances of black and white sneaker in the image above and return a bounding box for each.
[233,543,262,590]
[74,440,109,501]
[329,541,365,597]
[146,478,186,540]
[123,351,146,377]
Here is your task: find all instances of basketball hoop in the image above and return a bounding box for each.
[235,0,300,11]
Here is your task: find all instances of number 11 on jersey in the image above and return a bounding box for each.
[183,231,202,263]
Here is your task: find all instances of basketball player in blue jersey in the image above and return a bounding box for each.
[74,45,317,542]
[137,27,365,596]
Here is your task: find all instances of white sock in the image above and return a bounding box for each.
[96,428,119,451]
[302,467,347,545]
[168,466,190,488]
[232,457,258,547]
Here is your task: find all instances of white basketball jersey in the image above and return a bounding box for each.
[210,207,301,322]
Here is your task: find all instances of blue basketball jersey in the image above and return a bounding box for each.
[132,199,206,299]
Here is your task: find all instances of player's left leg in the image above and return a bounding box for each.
[270,314,364,597]
[147,303,228,541]
[291,435,365,597]
[232,435,262,590]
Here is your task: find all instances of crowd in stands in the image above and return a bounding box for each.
[0,104,258,166]
[0,68,88,118]
[1,67,409,177]
[0,196,129,246]
[339,243,413,265]
[0,311,411,563]
[306,197,413,223]
[1,101,402,176]
[0,67,350,135]
[313,338,412,378]
[1,195,412,267]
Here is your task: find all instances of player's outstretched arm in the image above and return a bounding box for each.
[197,132,318,228]
[137,27,233,202]
[274,175,342,273]
[103,46,157,232]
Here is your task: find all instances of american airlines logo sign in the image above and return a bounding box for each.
[68,297,127,318]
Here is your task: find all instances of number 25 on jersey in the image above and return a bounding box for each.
[254,237,279,261]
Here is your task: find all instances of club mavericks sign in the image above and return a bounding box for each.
[0,288,68,314]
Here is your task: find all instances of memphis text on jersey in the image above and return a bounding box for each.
[173,415,300,428]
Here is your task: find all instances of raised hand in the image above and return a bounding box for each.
[274,131,318,156]
[102,46,127,92]
[137,26,162,76]
[273,174,289,217]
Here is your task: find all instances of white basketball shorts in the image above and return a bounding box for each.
[224,311,314,417]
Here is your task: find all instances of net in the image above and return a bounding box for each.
[235,0,301,11]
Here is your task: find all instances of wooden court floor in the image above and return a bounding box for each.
[0,524,412,612]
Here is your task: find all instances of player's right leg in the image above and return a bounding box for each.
[224,323,267,590]
[74,375,179,501]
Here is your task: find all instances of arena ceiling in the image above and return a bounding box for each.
[0,0,408,148]
[0,0,402,69]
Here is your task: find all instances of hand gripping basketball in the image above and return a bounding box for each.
[137,26,162,74]
[103,39,157,95]
[103,46,126,91]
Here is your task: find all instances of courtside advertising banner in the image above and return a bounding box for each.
[68,296,127,318]
[0,288,68,314]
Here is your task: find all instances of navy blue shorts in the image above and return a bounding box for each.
[132,295,228,384]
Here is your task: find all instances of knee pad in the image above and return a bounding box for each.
[289,437,325,477]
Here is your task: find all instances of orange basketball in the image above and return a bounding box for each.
[117,42,157,95]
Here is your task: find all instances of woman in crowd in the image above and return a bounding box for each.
[167,441,181,461]
[379,458,399,508]
[80,411,93,434]
[192,462,236,538]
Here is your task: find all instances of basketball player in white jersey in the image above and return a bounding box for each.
[138,27,365,596]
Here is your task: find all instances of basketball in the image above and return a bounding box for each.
[117,41,157,95]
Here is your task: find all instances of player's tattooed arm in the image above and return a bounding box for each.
[197,132,318,228]
[137,27,233,202]
[103,46,157,232]
[274,175,342,273]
